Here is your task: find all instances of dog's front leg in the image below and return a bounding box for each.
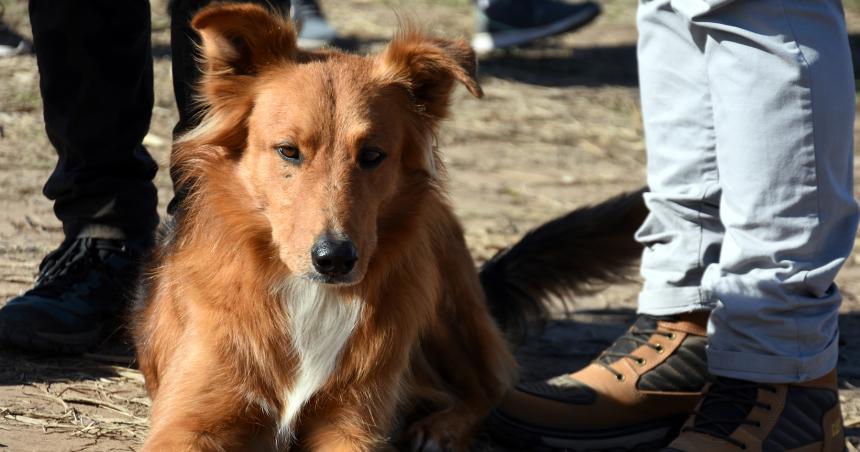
[299,421,382,452]
[143,365,274,452]
[296,406,393,452]
[296,374,405,452]
[405,234,519,452]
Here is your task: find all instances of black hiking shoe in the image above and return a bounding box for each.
[471,0,601,54]
[664,370,846,452]
[0,237,144,354]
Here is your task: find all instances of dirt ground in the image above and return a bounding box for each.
[0,0,859,450]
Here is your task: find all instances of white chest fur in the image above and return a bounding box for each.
[274,278,363,437]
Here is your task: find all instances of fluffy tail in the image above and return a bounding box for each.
[479,187,649,339]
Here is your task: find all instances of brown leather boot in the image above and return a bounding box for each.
[663,369,846,452]
[489,312,711,450]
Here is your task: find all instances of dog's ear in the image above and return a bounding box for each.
[192,3,298,76]
[177,4,297,154]
[377,33,483,120]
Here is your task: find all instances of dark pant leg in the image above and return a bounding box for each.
[166,0,210,214]
[29,0,158,246]
[168,0,210,140]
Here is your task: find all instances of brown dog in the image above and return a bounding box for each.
[133,3,647,451]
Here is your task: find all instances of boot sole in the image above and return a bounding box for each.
[297,36,333,49]
[0,324,102,354]
[489,410,684,451]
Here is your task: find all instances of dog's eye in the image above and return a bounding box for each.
[275,144,301,163]
[358,147,386,169]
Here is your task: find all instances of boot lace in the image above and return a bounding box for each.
[595,317,674,381]
[29,238,131,300]
[682,378,776,449]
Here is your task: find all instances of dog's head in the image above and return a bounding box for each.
[177,3,481,285]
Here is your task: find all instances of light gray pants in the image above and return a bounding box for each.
[636,0,859,383]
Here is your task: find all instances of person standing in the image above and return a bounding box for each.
[0,0,290,354]
[491,0,857,450]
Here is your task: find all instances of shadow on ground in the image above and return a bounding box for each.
[153,33,860,90]
[0,308,858,448]
[138,29,860,93]
[516,309,860,384]
[479,43,638,88]
[0,329,136,386]
[151,39,640,87]
[479,33,860,89]
[1,308,859,389]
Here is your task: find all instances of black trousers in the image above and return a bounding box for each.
[28,0,289,247]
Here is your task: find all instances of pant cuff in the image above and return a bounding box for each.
[75,223,156,250]
[76,224,128,240]
[707,333,839,383]
[637,286,717,316]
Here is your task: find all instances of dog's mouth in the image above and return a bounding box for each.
[303,271,361,286]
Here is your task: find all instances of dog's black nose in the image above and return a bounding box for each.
[311,237,358,276]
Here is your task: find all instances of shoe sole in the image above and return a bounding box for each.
[0,41,31,58]
[297,36,331,49]
[0,324,102,354]
[471,4,601,54]
[489,410,684,451]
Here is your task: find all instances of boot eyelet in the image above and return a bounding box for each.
[740,444,747,450]
[754,421,761,428]
[666,332,677,340]
[654,344,664,354]
[637,358,647,366]
[615,374,626,382]
[765,405,772,411]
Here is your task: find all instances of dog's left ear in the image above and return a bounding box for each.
[192,3,298,77]
[377,33,483,120]
[178,4,298,154]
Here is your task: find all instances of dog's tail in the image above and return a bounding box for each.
[479,187,648,339]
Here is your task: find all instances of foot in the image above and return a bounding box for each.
[663,370,845,452]
[489,312,710,451]
[471,0,601,54]
[0,237,145,354]
[291,0,337,49]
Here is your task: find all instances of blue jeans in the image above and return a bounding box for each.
[636,0,859,382]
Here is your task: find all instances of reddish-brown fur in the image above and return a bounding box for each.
[134,3,516,451]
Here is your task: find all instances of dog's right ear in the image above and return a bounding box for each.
[376,33,483,121]
[192,3,298,77]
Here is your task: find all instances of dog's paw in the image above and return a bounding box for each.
[406,412,472,452]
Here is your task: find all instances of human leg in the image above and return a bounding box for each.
[488,1,718,448]
[688,0,858,385]
[0,0,157,353]
[33,0,158,243]
[664,0,856,448]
